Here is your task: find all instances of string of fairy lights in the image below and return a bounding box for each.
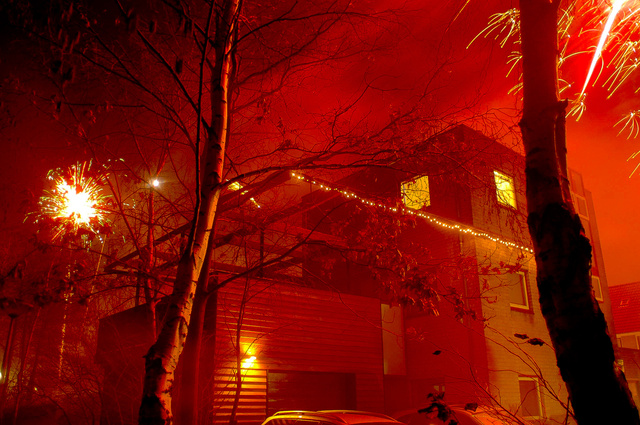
[290,172,533,254]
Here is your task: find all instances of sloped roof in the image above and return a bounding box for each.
[610,282,640,334]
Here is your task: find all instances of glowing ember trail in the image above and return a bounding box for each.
[37,162,109,240]
[580,0,628,96]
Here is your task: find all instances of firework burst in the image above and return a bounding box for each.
[468,8,520,49]
[37,162,110,241]
[615,109,640,138]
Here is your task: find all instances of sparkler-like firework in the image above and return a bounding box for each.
[580,0,629,96]
[36,162,109,241]
[471,0,640,139]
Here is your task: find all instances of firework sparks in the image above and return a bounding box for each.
[37,162,109,240]
[628,149,640,177]
[615,109,640,138]
[605,40,640,94]
[468,8,520,49]
[568,93,588,120]
[580,0,628,96]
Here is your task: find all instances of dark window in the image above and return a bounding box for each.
[518,377,541,417]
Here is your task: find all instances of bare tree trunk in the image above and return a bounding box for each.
[138,1,240,423]
[11,309,40,425]
[0,315,18,423]
[518,1,639,424]
[176,250,217,425]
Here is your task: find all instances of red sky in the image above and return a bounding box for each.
[446,0,640,286]
[2,0,639,286]
[567,112,640,286]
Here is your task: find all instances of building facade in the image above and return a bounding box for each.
[98,125,615,425]
[609,282,640,407]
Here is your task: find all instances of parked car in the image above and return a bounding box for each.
[394,406,533,425]
[262,410,406,425]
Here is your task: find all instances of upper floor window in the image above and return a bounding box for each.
[494,170,516,208]
[401,176,430,210]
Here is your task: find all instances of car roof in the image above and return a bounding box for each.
[319,411,400,424]
[265,410,402,425]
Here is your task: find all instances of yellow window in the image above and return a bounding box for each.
[494,170,516,208]
[401,176,430,210]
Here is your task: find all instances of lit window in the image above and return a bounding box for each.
[508,272,529,310]
[592,276,603,302]
[401,176,430,210]
[518,377,542,418]
[494,170,516,208]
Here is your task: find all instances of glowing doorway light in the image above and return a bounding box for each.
[241,355,256,369]
[580,0,629,96]
[37,162,109,240]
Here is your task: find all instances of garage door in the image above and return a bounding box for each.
[267,370,356,415]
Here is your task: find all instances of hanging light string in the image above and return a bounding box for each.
[290,172,533,253]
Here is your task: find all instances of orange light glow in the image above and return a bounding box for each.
[241,356,256,369]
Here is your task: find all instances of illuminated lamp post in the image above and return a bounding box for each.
[135,177,160,337]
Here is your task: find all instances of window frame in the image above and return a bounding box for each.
[493,170,517,208]
[592,276,603,302]
[618,333,640,350]
[518,376,543,419]
[572,192,590,219]
[509,271,530,311]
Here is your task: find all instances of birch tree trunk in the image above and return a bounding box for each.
[518,1,640,423]
[138,1,241,423]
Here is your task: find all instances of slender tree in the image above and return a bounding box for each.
[138,0,240,422]
[518,1,639,423]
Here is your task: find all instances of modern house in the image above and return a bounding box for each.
[97,125,615,425]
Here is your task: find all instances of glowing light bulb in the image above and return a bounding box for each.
[242,355,256,369]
